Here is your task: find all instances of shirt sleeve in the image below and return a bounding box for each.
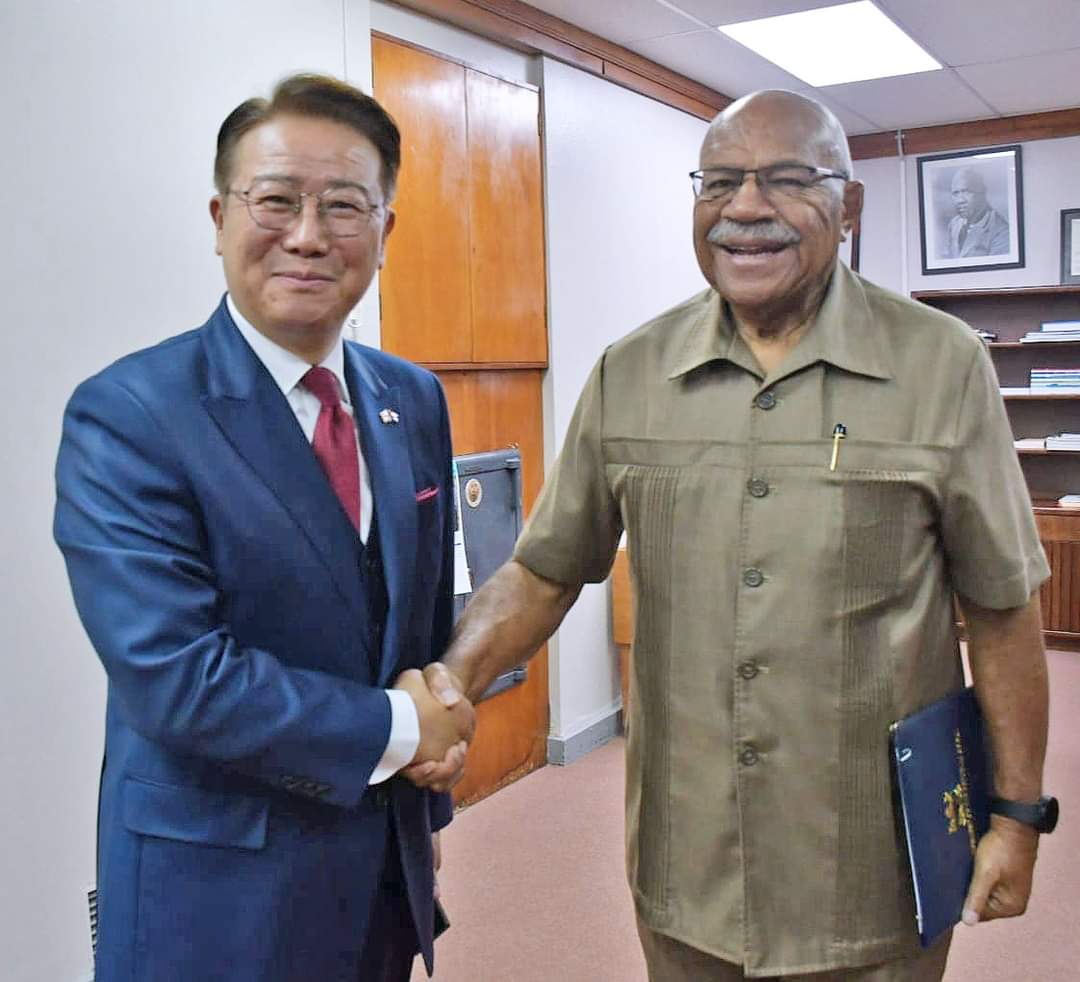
[940,342,1050,608]
[368,689,420,784]
[513,353,623,586]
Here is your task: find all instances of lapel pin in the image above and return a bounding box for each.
[379,408,400,425]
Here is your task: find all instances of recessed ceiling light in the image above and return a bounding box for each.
[717,1,941,88]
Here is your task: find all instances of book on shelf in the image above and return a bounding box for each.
[1029,368,1080,391]
[1020,320,1080,343]
[1046,433,1080,451]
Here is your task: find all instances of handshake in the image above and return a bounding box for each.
[393,663,475,793]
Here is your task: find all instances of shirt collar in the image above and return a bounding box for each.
[667,263,892,383]
[226,294,350,403]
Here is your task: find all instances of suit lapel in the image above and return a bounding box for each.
[199,302,367,627]
[345,344,417,685]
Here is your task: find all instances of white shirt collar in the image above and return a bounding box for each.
[226,294,350,404]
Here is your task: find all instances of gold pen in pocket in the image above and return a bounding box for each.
[829,423,847,472]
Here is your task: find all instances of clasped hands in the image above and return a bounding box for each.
[393,663,474,792]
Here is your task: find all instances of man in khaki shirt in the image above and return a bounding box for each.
[409,91,1052,980]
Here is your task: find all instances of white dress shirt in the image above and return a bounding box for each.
[227,295,419,783]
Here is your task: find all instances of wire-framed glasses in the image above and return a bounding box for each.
[228,181,384,237]
[689,164,849,203]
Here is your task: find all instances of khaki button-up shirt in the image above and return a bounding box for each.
[514,264,1048,976]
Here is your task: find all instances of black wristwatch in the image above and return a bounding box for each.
[990,795,1059,833]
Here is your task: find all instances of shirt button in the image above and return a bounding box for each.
[737,661,760,680]
[754,391,777,410]
[740,745,760,767]
[743,567,764,588]
[747,478,769,498]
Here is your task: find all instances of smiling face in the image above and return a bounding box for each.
[210,113,395,361]
[692,92,862,329]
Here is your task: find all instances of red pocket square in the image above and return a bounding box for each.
[415,485,440,503]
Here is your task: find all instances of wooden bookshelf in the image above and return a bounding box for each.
[913,285,1080,650]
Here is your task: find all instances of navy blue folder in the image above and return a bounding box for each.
[890,687,991,947]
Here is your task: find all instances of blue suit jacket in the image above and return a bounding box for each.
[54,299,455,981]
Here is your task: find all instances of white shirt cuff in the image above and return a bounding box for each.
[369,689,420,784]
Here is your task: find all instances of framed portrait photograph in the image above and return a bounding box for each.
[1061,208,1080,285]
[916,145,1024,275]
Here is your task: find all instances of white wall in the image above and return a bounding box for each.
[1,3,372,980]
[539,57,708,739]
[856,135,1080,295]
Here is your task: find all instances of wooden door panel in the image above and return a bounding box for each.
[465,70,548,364]
[373,37,472,363]
[438,370,549,804]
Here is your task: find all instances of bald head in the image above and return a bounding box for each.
[951,167,986,194]
[703,90,852,177]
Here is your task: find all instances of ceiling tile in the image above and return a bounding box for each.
[628,27,810,96]
[521,0,700,44]
[791,88,882,135]
[957,50,1080,116]
[876,0,1080,65]
[667,1,841,25]
[819,70,996,129]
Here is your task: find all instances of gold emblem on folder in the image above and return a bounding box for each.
[942,728,977,855]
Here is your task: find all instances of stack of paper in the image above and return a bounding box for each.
[1058,493,1080,507]
[1020,320,1080,343]
[1030,369,1080,392]
[1046,433,1080,451]
[1014,437,1046,450]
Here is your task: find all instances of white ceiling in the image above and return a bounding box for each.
[523,0,1080,133]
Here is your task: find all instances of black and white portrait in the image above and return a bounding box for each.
[917,145,1024,275]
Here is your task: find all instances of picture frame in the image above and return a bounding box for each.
[916,145,1024,275]
[1061,208,1080,285]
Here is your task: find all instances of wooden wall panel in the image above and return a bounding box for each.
[373,38,472,363]
[466,70,548,364]
[438,369,549,804]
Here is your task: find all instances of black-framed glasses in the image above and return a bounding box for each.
[689,164,849,203]
[228,181,385,237]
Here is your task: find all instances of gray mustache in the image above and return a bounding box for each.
[707,219,801,248]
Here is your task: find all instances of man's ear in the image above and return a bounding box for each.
[378,208,396,270]
[841,180,864,239]
[210,196,225,256]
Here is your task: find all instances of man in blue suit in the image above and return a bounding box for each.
[54,74,473,981]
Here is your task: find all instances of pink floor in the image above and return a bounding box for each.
[418,649,1079,981]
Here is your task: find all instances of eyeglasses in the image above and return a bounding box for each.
[228,181,385,237]
[689,164,849,203]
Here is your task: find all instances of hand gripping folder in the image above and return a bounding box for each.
[890,687,991,947]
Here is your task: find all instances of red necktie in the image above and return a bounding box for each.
[302,366,361,532]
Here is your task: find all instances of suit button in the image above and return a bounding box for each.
[747,478,769,498]
[740,745,760,767]
[754,391,777,410]
[743,568,764,588]
[737,661,760,680]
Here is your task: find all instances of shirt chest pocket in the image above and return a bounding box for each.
[833,463,940,609]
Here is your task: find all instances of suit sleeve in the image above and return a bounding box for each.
[427,373,456,833]
[54,375,391,809]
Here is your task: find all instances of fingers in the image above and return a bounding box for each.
[401,741,467,792]
[962,824,1038,927]
[423,662,465,708]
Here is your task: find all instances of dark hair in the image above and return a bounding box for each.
[214,73,401,199]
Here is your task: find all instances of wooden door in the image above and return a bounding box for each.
[438,370,549,804]
[465,69,547,363]
[373,36,551,804]
[372,38,472,363]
